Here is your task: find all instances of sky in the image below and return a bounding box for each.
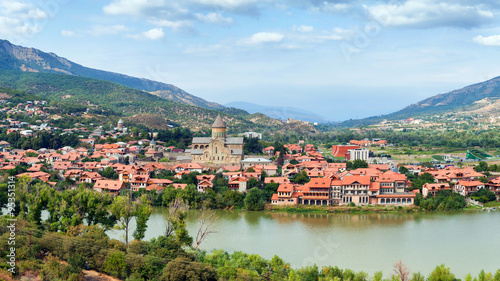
[2,0,500,122]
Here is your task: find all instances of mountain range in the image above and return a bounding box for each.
[0,39,323,134]
[340,75,500,127]
[225,101,329,123]
[0,39,223,110]
[2,39,500,131]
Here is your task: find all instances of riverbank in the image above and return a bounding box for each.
[265,203,498,214]
[267,204,420,214]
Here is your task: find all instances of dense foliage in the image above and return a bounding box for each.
[414,191,467,211]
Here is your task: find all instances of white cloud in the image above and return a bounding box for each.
[195,12,233,25]
[61,30,76,37]
[318,2,349,12]
[143,28,165,40]
[318,28,354,41]
[191,0,261,14]
[2,1,29,14]
[0,1,50,42]
[126,28,165,40]
[103,0,167,16]
[473,34,500,46]
[294,25,314,33]
[366,0,494,28]
[242,32,284,45]
[150,19,192,31]
[184,44,227,55]
[88,25,129,36]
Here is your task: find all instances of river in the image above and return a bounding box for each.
[107,208,500,278]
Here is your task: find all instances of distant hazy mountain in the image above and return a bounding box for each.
[0,39,224,110]
[340,75,500,127]
[392,76,500,117]
[225,101,329,123]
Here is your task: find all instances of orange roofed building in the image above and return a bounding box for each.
[94,180,126,195]
[331,145,360,158]
[271,172,416,206]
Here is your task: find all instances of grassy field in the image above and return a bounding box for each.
[485,201,500,207]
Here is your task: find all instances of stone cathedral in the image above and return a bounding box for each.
[186,115,244,165]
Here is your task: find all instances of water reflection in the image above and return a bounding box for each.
[116,207,500,277]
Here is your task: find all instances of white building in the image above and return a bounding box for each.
[347,148,369,161]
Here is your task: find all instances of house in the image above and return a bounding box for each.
[455,180,485,197]
[422,183,451,197]
[130,174,150,191]
[271,184,300,205]
[79,171,103,184]
[302,178,332,206]
[228,176,247,192]
[146,184,165,192]
[197,179,213,193]
[331,145,360,158]
[171,162,205,174]
[53,161,72,173]
[148,178,174,187]
[241,158,272,170]
[94,180,126,195]
[486,177,500,200]
[265,177,290,185]
[16,171,51,182]
[262,146,274,156]
[172,183,188,190]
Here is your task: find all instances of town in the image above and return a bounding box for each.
[1,100,499,211]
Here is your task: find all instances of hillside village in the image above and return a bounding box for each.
[1,100,499,209]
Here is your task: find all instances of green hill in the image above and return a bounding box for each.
[0,39,224,110]
[0,68,278,132]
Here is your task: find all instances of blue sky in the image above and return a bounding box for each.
[2,0,500,121]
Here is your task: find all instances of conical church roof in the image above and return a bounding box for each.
[212,115,226,128]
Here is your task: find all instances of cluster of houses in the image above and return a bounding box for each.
[1,106,499,207]
[271,162,417,206]
[349,139,388,147]
[405,165,500,199]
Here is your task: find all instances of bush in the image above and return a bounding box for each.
[159,257,217,281]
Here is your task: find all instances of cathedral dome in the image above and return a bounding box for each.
[212,115,226,128]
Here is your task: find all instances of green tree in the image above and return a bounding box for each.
[244,188,265,211]
[159,256,217,281]
[347,159,369,170]
[103,250,128,279]
[427,264,455,281]
[133,195,152,241]
[110,195,135,247]
[100,166,118,179]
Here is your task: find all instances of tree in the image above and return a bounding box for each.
[110,195,135,247]
[244,188,265,211]
[103,250,128,279]
[244,137,263,155]
[133,195,152,241]
[475,161,489,172]
[165,198,192,247]
[194,207,218,250]
[160,256,217,281]
[347,159,369,170]
[100,166,118,179]
[291,171,309,184]
[393,260,410,281]
[399,166,410,175]
[427,264,455,281]
[247,177,260,189]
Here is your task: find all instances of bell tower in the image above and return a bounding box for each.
[211,115,226,139]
